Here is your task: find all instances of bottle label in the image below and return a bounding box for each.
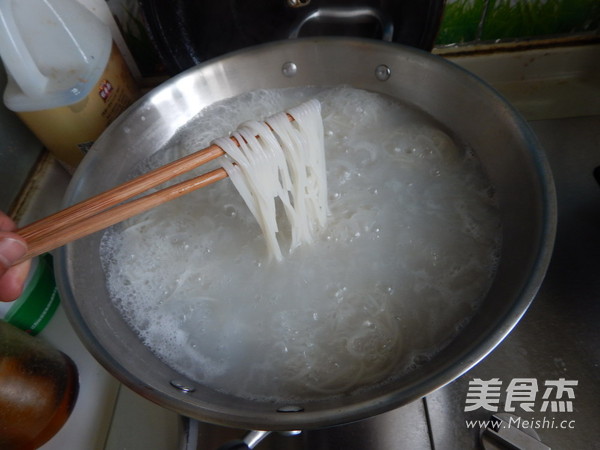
[16,44,140,172]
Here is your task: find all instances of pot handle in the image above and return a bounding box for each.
[288,7,394,42]
[217,430,271,450]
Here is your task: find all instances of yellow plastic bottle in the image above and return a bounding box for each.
[0,0,140,172]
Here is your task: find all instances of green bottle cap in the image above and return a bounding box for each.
[3,253,60,335]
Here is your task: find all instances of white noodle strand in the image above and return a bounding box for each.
[214,99,327,260]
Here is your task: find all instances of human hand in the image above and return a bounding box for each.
[0,212,31,302]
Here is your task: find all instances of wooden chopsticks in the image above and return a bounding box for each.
[14,112,298,266]
[14,144,229,265]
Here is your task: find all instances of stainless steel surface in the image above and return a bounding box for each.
[183,115,598,449]
[426,115,600,449]
[480,414,549,450]
[244,430,271,448]
[288,7,395,41]
[55,37,556,431]
[190,398,431,449]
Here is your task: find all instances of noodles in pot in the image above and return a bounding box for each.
[100,87,502,402]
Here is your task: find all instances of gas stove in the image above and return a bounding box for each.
[21,43,599,450]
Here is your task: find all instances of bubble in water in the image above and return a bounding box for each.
[223,205,238,217]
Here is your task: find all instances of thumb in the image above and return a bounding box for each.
[0,233,28,275]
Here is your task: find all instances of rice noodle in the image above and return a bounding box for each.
[214,99,327,260]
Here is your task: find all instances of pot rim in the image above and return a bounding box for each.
[56,36,557,430]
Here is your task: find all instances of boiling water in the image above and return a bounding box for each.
[100,87,502,401]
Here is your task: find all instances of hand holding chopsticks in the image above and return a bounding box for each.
[14,144,228,265]
[13,110,299,266]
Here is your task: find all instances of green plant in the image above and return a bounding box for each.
[436,0,487,44]
[483,0,600,40]
[435,0,600,45]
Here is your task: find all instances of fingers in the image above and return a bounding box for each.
[0,233,28,273]
[0,258,31,302]
[0,212,17,232]
[0,213,31,302]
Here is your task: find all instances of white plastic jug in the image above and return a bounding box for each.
[0,0,139,170]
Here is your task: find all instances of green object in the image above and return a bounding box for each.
[3,253,60,335]
[483,0,600,41]
[436,0,600,46]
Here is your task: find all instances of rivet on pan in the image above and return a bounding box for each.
[170,380,196,393]
[375,64,391,81]
[282,61,298,77]
[277,405,304,413]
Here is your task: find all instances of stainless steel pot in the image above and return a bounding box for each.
[56,37,556,431]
